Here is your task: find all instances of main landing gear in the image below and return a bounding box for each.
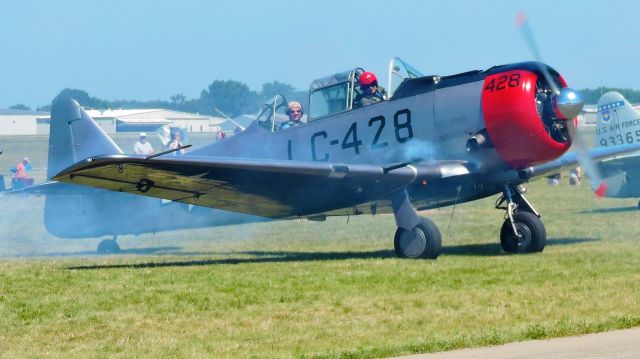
[496,184,546,253]
[392,191,442,259]
[391,184,546,259]
[97,235,121,255]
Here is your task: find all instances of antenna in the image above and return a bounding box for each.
[214,108,246,131]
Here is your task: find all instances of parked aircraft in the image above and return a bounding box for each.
[591,91,640,208]
[51,55,640,259]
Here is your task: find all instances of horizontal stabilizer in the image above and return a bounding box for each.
[3,181,109,196]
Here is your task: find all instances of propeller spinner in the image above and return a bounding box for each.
[555,87,584,120]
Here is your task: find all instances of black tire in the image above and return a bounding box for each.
[97,239,121,255]
[394,217,442,259]
[500,211,546,253]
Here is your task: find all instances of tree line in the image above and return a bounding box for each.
[9,85,640,114]
[29,80,309,117]
[577,87,640,104]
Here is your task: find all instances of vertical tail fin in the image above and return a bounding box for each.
[595,91,640,148]
[47,98,123,180]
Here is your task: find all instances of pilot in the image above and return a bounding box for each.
[280,101,304,129]
[354,71,386,108]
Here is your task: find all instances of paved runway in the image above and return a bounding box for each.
[395,327,640,359]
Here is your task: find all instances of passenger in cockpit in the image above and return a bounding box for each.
[280,101,304,129]
[354,71,386,108]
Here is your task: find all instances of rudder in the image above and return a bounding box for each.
[47,98,123,180]
[595,91,640,148]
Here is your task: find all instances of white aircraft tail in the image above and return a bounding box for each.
[595,91,640,148]
[47,98,123,180]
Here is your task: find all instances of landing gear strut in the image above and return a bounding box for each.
[97,235,121,255]
[496,184,546,253]
[392,191,442,259]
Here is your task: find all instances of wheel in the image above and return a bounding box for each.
[500,211,546,253]
[394,217,442,259]
[637,200,640,210]
[97,239,121,254]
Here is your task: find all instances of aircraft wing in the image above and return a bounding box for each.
[53,155,452,218]
[526,143,640,178]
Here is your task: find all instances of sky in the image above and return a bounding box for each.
[1,0,639,109]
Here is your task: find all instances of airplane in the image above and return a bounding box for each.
[50,56,640,259]
[590,91,640,208]
[7,114,266,254]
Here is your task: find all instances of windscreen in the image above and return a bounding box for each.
[309,82,350,119]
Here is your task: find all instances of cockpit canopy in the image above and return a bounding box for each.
[308,68,364,120]
[307,58,423,121]
[255,58,423,131]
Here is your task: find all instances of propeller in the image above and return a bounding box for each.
[516,11,607,197]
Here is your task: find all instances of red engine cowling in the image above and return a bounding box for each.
[481,69,571,168]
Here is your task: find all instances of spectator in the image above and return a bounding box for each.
[12,157,34,189]
[133,132,154,155]
[569,167,582,186]
[168,130,186,156]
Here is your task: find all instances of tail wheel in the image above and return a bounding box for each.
[500,211,546,253]
[97,239,121,255]
[394,217,442,259]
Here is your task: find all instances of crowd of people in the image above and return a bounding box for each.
[133,130,185,156]
[547,168,582,186]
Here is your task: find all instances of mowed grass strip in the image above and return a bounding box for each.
[1,132,640,357]
[1,244,640,358]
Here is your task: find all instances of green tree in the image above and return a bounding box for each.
[579,87,640,104]
[198,80,258,116]
[52,88,109,109]
[260,81,308,109]
[9,104,31,111]
[170,93,186,106]
[261,81,296,99]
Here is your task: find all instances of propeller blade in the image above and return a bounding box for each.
[516,10,607,196]
[565,118,608,196]
[516,11,559,95]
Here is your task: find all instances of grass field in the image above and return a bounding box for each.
[1,134,640,358]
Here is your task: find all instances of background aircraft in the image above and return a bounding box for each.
[51,56,640,259]
[591,91,640,208]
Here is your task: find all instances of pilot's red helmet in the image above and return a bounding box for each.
[359,72,377,86]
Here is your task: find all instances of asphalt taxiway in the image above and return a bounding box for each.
[395,327,640,358]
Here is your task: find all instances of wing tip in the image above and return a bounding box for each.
[594,182,608,197]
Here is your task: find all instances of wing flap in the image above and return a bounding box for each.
[54,155,433,218]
